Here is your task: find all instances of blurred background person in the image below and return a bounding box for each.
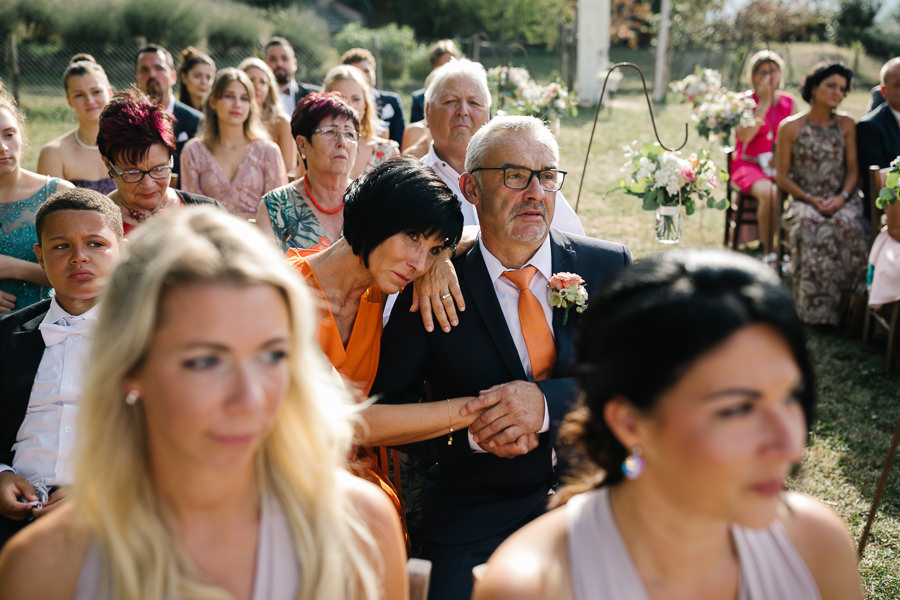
[776,62,868,326]
[867,184,900,308]
[98,88,218,236]
[180,68,286,219]
[857,57,900,215]
[342,48,405,146]
[324,65,398,180]
[37,54,115,194]
[1,93,73,313]
[409,40,460,124]
[257,92,357,251]
[730,50,795,264]
[176,46,215,112]
[474,250,863,600]
[0,207,407,599]
[240,57,298,177]
[264,36,321,118]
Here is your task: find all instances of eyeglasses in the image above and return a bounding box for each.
[311,127,359,143]
[470,166,567,192]
[109,160,174,184]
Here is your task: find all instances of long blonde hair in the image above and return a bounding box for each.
[200,68,269,147]
[324,65,378,142]
[73,207,382,599]
[238,57,285,126]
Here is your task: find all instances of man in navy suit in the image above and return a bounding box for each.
[0,189,123,548]
[134,44,202,179]
[372,116,631,600]
[410,40,460,124]
[858,57,900,219]
[342,48,406,145]
[264,36,321,118]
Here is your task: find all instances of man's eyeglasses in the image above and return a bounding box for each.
[470,167,567,192]
[109,160,174,184]
[312,127,359,143]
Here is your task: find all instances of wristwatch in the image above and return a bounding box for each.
[840,190,850,200]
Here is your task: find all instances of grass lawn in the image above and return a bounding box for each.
[14,81,900,597]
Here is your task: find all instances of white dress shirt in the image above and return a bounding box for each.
[0,298,100,487]
[279,80,300,119]
[421,142,586,235]
[468,236,553,453]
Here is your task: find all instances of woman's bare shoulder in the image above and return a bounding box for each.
[0,504,92,599]
[778,492,863,600]
[473,506,572,600]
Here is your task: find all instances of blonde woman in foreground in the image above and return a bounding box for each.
[0,207,407,600]
[474,250,862,600]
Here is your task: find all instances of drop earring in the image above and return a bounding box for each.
[621,445,645,480]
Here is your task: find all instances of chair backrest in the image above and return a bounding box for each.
[407,558,432,600]
[869,164,886,243]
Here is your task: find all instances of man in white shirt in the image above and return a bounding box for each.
[373,116,630,600]
[264,36,321,118]
[0,188,123,548]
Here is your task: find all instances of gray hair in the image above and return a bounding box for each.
[465,115,559,174]
[424,58,492,110]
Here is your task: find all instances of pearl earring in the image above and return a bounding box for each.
[125,389,140,405]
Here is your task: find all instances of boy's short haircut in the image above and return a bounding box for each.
[35,188,125,244]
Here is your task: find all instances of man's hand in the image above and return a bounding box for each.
[481,433,540,458]
[463,381,545,450]
[0,471,39,521]
[410,250,465,333]
[31,487,68,519]
[0,291,16,313]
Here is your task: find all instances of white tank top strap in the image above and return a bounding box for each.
[731,519,821,600]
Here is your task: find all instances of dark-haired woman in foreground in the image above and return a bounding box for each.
[474,250,862,600]
[776,62,867,326]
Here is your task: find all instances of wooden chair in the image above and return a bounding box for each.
[723,151,760,249]
[773,185,790,278]
[861,164,900,372]
[407,558,432,600]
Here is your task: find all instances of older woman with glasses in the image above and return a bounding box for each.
[257,92,360,251]
[98,88,218,236]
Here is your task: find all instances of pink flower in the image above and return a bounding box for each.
[680,168,696,182]
[549,272,585,290]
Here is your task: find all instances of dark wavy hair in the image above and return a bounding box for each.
[556,249,816,500]
[800,62,853,104]
[176,46,215,107]
[97,87,176,167]
[342,156,463,266]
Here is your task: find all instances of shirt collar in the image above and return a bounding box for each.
[889,104,900,127]
[280,80,299,96]
[165,95,175,114]
[42,296,101,326]
[479,234,553,284]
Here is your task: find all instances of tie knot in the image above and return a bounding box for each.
[503,265,538,291]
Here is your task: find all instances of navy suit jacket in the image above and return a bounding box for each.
[0,299,50,467]
[172,100,202,176]
[857,102,900,206]
[291,81,322,116]
[371,230,630,544]
[410,88,426,124]
[373,89,405,145]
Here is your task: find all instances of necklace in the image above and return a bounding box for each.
[74,130,99,150]
[125,193,171,223]
[303,176,343,215]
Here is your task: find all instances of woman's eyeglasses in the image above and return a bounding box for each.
[109,160,174,184]
[311,127,359,143]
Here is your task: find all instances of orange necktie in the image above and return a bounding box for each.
[503,266,556,381]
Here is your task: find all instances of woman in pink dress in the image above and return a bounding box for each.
[731,50,795,264]
[180,68,286,218]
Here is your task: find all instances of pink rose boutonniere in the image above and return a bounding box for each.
[548,272,588,325]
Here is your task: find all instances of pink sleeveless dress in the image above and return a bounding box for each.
[566,487,821,600]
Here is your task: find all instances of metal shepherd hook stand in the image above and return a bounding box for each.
[575,63,689,213]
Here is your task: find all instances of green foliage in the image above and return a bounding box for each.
[268,7,332,81]
[121,0,203,51]
[12,0,63,44]
[334,23,418,83]
[205,4,270,58]
[58,0,128,48]
[833,0,880,47]
[860,21,900,59]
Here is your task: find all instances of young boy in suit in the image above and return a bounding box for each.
[0,188,123,548]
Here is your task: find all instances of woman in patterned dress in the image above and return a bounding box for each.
[776,62,868,326]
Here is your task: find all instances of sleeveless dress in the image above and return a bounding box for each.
[70,178,115,195]
[782,119,867,325]
[73,493,299,600]
[566,487,821,600]
[262,183,335,253]
[731,93,793,193]
[0,177,61,309]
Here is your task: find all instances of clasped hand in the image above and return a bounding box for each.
[815,194,845,216]
[0,471,66,521]
[411,250,465,333]
[461,381,544,458]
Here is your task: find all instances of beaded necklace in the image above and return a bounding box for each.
[303,176,343,215]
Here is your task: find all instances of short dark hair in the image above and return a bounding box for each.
[97,87,176,167]
[35,188,124,244]
[265,36,294,56]
[342,156,463,266]
[800,62,853,103]
[565,249,815,489]
[429,40,460,68]
[290,91,359,140]
[135,44,174,71]
[341,48,376,69]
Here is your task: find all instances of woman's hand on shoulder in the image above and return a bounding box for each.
[779,492,863,600]
[0,502,88,599]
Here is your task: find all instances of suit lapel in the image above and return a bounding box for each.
[883,106,900,148]
[462,245,528,380]
[549,230,578,377]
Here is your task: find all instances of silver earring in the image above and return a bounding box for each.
[125,389,140,405]
[621,445,645,480]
